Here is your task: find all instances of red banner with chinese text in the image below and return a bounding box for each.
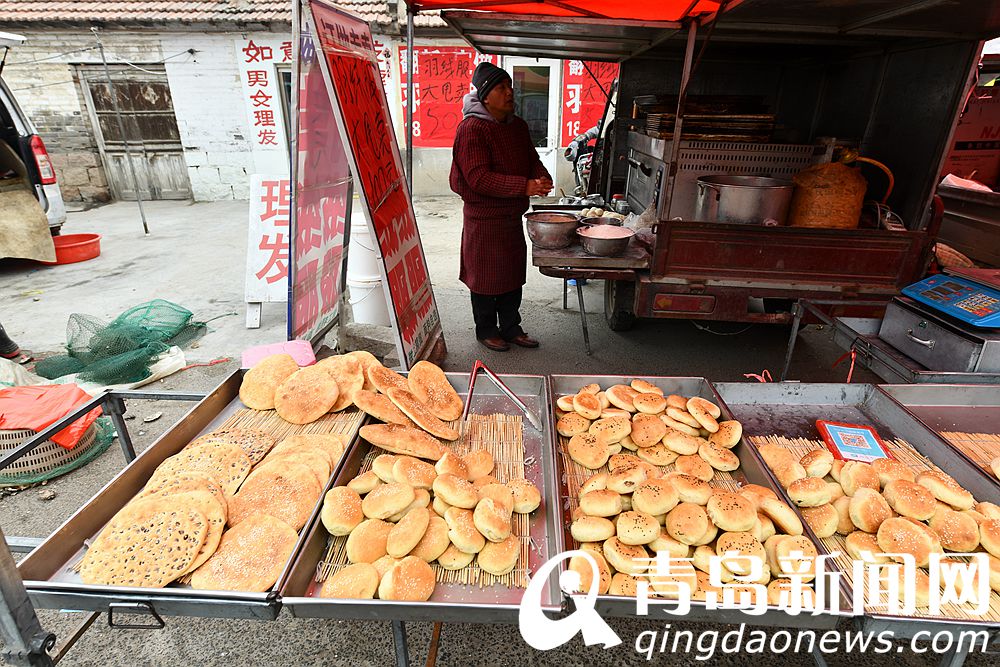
[290,10,351,342]
[561,60,619,146]
[308,1,442,367]
[399,47,500,148]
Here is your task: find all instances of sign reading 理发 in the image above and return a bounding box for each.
[307,0,443,368]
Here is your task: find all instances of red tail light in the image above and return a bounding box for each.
[30,135,57,185]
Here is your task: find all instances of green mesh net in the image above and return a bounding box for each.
[35,300,205,385]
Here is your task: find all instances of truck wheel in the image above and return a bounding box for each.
[604,279,636,331]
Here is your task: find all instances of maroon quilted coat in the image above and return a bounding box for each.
[450,94,550,295]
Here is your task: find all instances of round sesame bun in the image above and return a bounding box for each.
[883,479,937,521]
[706,492,756,532]
[928,508,980,553]
[876,517,938,568]
[916,470,974,511]
[665,502,711,546]
[848,487,892,533]
[799,449,834,478]
[632,478,680,516]
[787,477,832,507]
[800,503,838,538]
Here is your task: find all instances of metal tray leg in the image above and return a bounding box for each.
[576,281,592,356]
[562,279,568,310]
[780,301,805,382]
[392,619,409,667]
[0,526,55,667]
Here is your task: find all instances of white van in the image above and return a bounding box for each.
[0,31,67,232]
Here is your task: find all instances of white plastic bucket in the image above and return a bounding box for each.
[348,277,391,326]
[347,216,382,282]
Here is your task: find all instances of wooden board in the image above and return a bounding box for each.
[532,239,651,270]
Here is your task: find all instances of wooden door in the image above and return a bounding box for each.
[80,65,191,200]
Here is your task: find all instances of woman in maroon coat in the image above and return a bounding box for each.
[450,62,552,352]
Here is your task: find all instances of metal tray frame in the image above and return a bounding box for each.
[878,384,1000,492]
[18,370,362,621]
[832,316,1000,385]
[549,375,848,629]
[714,382,1000,640]
[281,372,564,623]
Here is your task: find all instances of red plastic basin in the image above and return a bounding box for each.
[43,233,102,265]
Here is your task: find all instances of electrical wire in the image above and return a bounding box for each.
[3,45,99,67]
[10,50,196,91]
[690,321,755,336]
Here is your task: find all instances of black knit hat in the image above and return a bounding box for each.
[472,61,511,104]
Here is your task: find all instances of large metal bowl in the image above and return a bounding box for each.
[577,226,635,257]
[581,216,623,227]
[525,211,580,249]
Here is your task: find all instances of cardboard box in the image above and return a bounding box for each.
[942,87,1000,188]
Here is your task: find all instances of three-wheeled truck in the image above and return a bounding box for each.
[413,0,1000,334]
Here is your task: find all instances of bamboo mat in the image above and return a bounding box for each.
[749,435,1000,623]
[219,407,366,443]
[316,413,531,590]
[940,432,1000,478]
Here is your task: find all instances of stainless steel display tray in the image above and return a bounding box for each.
[549,375,848,628]
[714,382,1000,638]
[833,316,1000,384]
[18,370,362,621]
[879,384,1000,490]
[281,373,564,622]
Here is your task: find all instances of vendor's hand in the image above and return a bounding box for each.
[526,178,552,197]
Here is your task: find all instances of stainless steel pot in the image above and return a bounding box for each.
[577,227,634,257]
[694,175,794,225]
[525,211,580,249]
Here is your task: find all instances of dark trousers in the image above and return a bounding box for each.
[471,288,525,341]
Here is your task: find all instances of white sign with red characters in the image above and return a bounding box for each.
[246,175,291,327]
[236,37,293,154]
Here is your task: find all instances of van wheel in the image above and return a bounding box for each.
[50,227,61,237]
[604,279,636,331]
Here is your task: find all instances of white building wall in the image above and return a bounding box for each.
[161,33,258,201]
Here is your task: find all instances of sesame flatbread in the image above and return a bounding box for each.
[227,462,322,530]
[354,389,415,426]
[239,354,299,410]
[346,350,381,391]
[386,387,460,441]
[359,424,448,461]
[274,365,339,424]
[80,499,209,588]
[170,490,228,574]
[407,361,463,422]
[187,428,277,465]
[190,513,298,592]
[138,471,228,514]
[270,433,347,467]
[147,442,252,497]
[255,448,332,489]
[317,355,365,412]
[366,364,409,395]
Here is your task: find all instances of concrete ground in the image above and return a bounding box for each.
[0,195,952,667]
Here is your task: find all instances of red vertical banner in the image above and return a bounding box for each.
[561,60,619,146]
[399,47,500,148]
[290,9,351,343]
[308,1,443,367]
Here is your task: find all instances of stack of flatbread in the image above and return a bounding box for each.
[79,424,351,592]
[239,353,465,463]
